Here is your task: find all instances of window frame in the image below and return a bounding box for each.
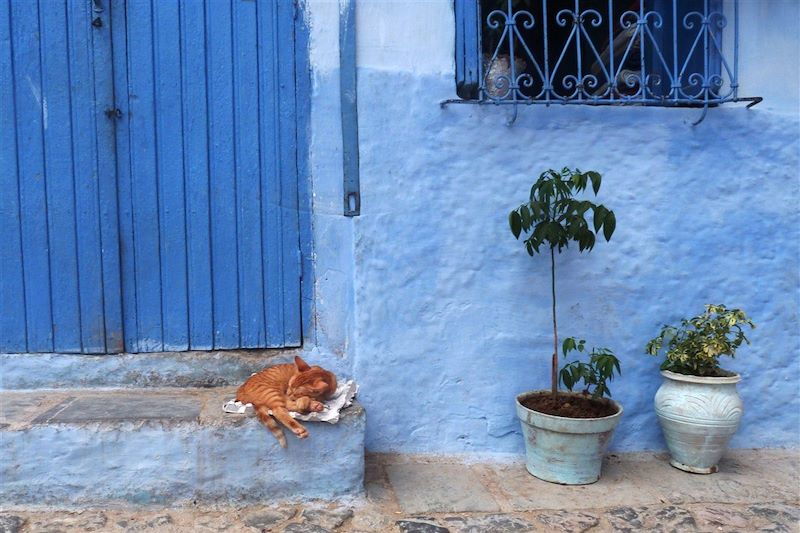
[451,0,760,123]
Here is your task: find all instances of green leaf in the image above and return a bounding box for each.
[603,211,616,241]
[593,206,606,232]
[579,231,595,251]
[520,205,531,229]
[562,337,576,355]
[559,367,572,390]
[509,210,522,239]
[577,232,588,252]
[587,171,601,194]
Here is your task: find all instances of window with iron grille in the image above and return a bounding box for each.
[450,0,760,123]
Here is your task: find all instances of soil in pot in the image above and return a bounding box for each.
[522,392,618,418]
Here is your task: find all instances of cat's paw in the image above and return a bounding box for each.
[293,426,309,439]
[288,397,311,411]
[309,401,325,412]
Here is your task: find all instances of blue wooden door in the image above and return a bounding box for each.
[0,0,124,353]
[111,0,302,352]
[1,0,302,354]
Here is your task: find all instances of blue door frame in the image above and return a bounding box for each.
[0,0,303,354]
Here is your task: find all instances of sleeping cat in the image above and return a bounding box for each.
[236,356,337,448]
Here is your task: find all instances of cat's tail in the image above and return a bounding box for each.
[255,405,287,448]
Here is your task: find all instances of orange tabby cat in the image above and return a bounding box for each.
[236,356,337,448]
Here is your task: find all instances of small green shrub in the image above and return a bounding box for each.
[560,338,621,399]
[645,304,755,377]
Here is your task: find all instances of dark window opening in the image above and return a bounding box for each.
[454,0,751,110]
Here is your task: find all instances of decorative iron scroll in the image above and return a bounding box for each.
[445,0,761,124]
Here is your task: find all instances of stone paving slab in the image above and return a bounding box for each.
[626,450,800,506]
[0,396,46,425]
[0,387,365,428]
[32,395,201,424]
[477,453,665,511]
[1,501,797,532]
[385,463,501,514]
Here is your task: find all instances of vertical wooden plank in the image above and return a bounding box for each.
[180,0,213,350]
[40,0,82,352]
[277,0,301,345]
[10,0,53,352]
[153,0,189,350]
[207,0,240,349]
[258,0,302,347]
[257,0,283,346]
[124,0,163,352]
[111,0,139,352]
[67,0,108,353]
[92,0,123,353]
[0,0,27,352]
[234,0,266,347]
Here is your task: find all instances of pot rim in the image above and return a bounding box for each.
[660,369,741,385]
[515,390,623,421]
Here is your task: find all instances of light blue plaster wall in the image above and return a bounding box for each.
[305,0,800,455]
[351,94,799,454]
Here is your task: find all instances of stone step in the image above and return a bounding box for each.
[0,350,309,390]
[0,387,365,506]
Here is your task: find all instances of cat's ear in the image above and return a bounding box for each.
[311,380,328,392]
[294,355,311,372]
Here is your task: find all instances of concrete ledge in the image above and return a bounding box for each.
[0,351,297,390]
[0,388,365,505]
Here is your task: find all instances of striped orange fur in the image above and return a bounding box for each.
[236,356,337,448]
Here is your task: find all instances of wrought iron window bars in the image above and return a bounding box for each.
[445,0,760,124]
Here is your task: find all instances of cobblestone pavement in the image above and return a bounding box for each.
[1,450,797,532]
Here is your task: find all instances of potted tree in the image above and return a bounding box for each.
[509,167,622,485]
[646,304,755,473]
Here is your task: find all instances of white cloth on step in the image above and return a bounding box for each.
[222,380,358,424]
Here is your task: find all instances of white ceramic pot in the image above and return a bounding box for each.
[654,370,743,474]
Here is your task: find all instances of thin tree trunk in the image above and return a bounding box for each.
[550,247,558,397]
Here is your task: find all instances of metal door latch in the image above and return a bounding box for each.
[104,108,122,119]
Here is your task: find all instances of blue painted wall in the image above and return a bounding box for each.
[304,0,800,454]
[2,0,797,459]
